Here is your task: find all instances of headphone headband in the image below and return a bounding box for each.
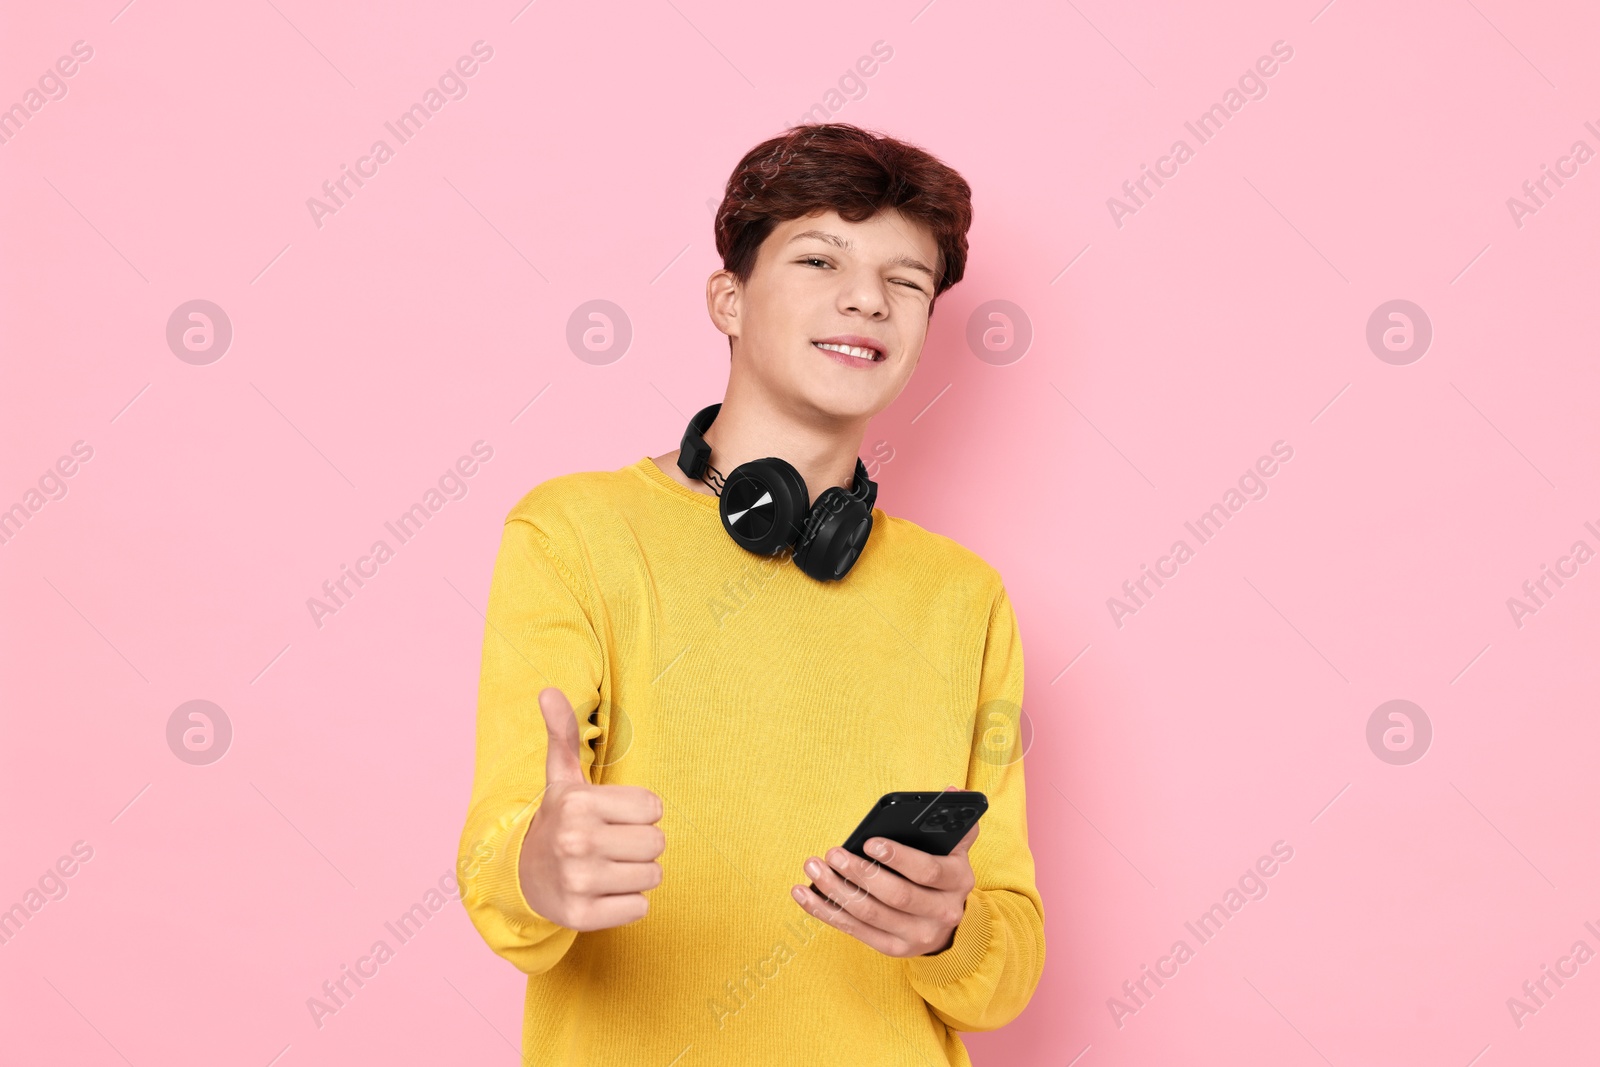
[678,403,876,507]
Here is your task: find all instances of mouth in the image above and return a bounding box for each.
[812,338,886,364]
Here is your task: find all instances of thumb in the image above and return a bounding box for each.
[539,687,586,787]
[945,786,981,858]
[950,818,981,858]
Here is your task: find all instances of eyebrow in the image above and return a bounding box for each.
[786,229,937,280]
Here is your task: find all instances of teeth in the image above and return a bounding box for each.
[815,342,880,361]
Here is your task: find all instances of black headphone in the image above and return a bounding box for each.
[677,403,877,582]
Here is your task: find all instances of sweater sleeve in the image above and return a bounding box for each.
[904,583,1046,1031]
[456,514,607,976]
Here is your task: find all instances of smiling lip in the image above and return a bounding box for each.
[812,336,887,364]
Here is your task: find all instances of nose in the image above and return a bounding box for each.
[840,273,890,319]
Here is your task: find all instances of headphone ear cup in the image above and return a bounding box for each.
[718,458,810,555]
[793,490,873,581]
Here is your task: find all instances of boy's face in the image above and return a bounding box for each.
[709,207,942,423]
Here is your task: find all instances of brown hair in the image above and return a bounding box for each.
[713,123,973,313]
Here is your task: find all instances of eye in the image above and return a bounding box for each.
[800,255,832,268]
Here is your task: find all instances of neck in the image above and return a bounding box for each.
[685,382,868,506]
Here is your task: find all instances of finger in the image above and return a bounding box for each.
[934,790,979,863]
[583,858,663,896]
[941,784,981,859]
[806,855,923,940]
[861,836,954,890]
[565,891,650,932]
[591,821,666,862]
[822,847,942,923]
[790,883,905,956]
[948,818,981,859]
[574,784,664,825]
[802,855,873,910]
[539,687,587,787]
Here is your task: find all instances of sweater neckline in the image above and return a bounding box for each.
[633,455,721,511]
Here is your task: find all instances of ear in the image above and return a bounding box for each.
[705,269,741,342]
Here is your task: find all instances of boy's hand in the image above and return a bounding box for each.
[517,687,665,932]
[791,787,978,957]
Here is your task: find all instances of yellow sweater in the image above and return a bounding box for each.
[456,455,1045,1066]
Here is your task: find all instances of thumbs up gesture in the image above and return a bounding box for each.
[516,687,665,931]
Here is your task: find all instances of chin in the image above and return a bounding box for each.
[803,387,888,422]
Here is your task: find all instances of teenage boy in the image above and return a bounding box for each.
[457,123,1044,1066]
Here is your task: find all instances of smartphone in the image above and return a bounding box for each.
[842,791,988,860]
[806,791,988,905]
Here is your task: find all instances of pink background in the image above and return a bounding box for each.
[4,0,1598,1063]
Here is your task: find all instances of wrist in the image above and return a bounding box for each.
[515,805,547,916]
